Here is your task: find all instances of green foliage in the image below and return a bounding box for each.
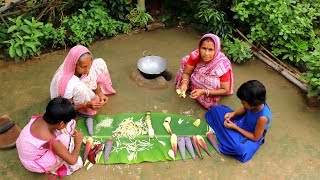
[232,0,319,64]
[42,24,67,49]
[63,5,132,46]
[223,38,253,63]
[302,39,320,97]
[192,0,234,40]
[4,16,44,62]
[126,4,154,28]
[106,0,133,20]
[0,23,7,48]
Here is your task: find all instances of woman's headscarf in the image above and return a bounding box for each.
[189,33,221,62]
[58,45,91,97]
[190,33,233,95]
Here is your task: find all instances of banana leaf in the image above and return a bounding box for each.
[77,113,218,164]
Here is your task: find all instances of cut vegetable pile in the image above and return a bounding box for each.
[78,113,220,165]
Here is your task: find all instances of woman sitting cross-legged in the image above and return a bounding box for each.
[175,33,234,109]
[50,45,116,136]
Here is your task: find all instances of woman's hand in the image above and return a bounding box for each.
[98,93,108,104]
[180,83,188,95]
[224,112,236,121]
[86,101,103,110]
[224,119,237,129]
[189,89,205,99]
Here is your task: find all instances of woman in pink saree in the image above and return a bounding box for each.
[50,45,116,136]
[175,34,234,109]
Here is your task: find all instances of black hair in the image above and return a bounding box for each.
[236,80,266,106]
[199,37,215,47]
[43,97,76,125]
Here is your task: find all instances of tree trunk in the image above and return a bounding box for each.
[137,0,145,11]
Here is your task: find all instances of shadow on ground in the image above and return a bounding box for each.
[0,27,319,179]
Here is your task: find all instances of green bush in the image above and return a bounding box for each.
[4,16,44,62]
[223,38,253,63]
[63,5,132,46]
[126,4,154,28]
[0,23,6,49]
[193,0,233,40]
[106,0,134,20]
[232,0,319,64]
[42,24,67,49]
[302,39,320,97]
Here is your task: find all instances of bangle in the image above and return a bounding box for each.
[205,89,210,97]
[181,79,189,83]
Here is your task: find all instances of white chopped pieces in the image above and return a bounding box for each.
[112,117,148,140]
[112,139,154,161]
[95,117,114,133]
[178,118,184,124]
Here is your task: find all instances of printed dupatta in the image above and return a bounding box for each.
[175,34,233,109]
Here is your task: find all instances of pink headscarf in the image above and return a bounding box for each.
[58,45,91,97]
[188,34,233,94]
[189,33,222,64]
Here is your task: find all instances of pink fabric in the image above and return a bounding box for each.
[59,45,91,97]
[175,34,234,109]
[16,116,82,176]
[16,116,59,173]
[50,45,116,116]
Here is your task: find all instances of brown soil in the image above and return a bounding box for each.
[0,27,319,179]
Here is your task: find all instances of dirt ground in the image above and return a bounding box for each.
[0,27,319,179]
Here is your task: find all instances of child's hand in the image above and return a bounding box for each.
[73,131,84,146]
[224,112,235,121]
[224,119,236,129]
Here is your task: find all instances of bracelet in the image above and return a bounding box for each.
[181,79,189,83]
[205,89,210,97]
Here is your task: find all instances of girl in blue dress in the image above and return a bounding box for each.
[206,80,271,162]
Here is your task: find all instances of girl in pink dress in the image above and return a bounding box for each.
[16,98,84,178]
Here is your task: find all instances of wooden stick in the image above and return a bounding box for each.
[0,15,9,28]
[0,0,22,13]
[259,44,302,76]
[236,29,301,74]
[253,51,308,93]
[36,0,55,21]
[258,50,306,84]
[236,28,307,84]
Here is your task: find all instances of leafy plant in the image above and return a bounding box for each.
[0,23,7,49]
[192,0,234,40]
[223,38,253,63]
[126,4,154,28]
[42,24,67,49]
[63,5,131,46]
[302,38,320,97]
[232,0,319,65]
[4,16,44,62]
[106,0,133,20]
[161,14,172,23]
